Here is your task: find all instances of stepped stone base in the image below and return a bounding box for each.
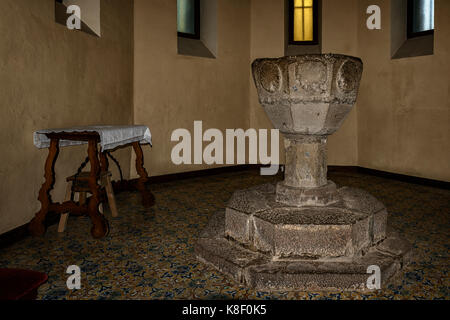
[195,183,412,291]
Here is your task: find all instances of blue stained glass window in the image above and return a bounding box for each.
[410,0,434,34]
[177,0,199,37]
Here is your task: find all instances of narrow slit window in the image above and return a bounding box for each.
[408,0,434,38]
[177,0,200,39]
[289,0,318,45]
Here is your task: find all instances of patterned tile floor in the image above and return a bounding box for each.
[0,169,448,300]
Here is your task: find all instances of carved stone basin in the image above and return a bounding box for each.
[252,54,364,206]
[252,54,363,136]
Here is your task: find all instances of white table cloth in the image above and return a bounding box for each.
[33,125,152,151]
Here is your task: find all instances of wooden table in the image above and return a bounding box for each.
[29,130,154,239]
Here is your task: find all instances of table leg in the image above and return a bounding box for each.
[87,140,109,239]
[132,142,155,207]
[99,151,109,173]
[29,138,59,236]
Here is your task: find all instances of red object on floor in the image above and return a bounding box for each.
[0,268,48,300]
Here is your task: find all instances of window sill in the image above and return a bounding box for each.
[392,34,434,60]
[285,44,321,56]
[177,37,216,59]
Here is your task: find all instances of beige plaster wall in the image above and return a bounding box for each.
[0,0,134,234]
[321,0,359,165]
[356,0,450,181]
[133,0,251,176]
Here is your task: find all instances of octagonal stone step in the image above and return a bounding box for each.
[225,183,387,259]
[196,210,412,291]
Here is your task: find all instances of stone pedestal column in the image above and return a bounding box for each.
[277,134,337,207]
[283,135,328,188]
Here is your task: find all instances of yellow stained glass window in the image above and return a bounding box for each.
[293,0,314,42]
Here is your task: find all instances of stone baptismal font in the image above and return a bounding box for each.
[196,54,412,291]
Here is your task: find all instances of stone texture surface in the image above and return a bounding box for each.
[196,210,412,291]
[223,184,388,260]
[283,137,328,188]
[251,54,363,136]
[251,54,364,208]
[276,180,339,207]
[196,54,410,291]
[196,178,409,291]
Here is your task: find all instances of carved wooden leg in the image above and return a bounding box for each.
[99,151,109,173]
[132,142,155,207]
[98,152,108,215]
[87,140,108,239]
[29,138,59,236]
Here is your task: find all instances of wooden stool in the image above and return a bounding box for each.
[58,171,118,233]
